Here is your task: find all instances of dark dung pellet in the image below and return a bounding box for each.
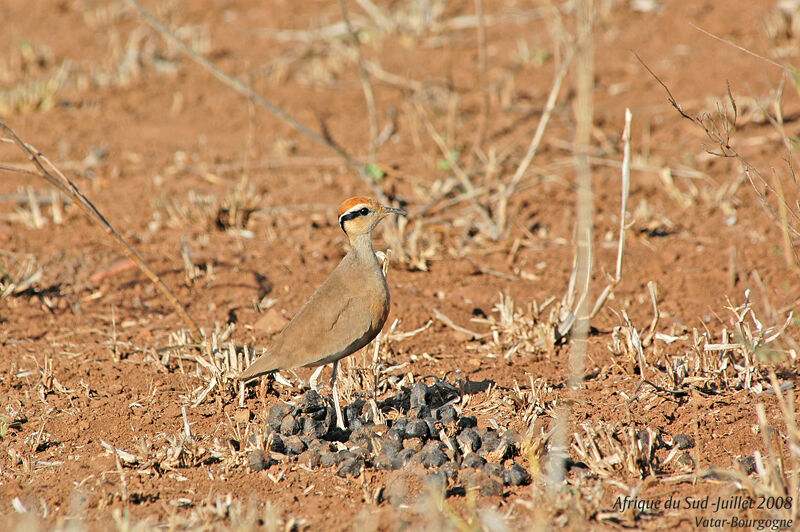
[457,416,477,430]
[462,453,486,469]
[280,415,300,436]
[267,403,294,431]
[502,463,532,486]
[298,448,321,468]
[405,419,430,440]
[297,390,326,413]
[463,469,503,496]
[440,461,459,482]
[480,428,501,454]
[268,434,285,454]
[410,381,430,408]
[739,456,757,475]
[436,405,458,425]
[408,405,431,419]
[485,462,504,478]
[248,449,273,471]
[382,439,402,457]
[301,416,328,439]
[386,427,405,444]
[337,457,363,478]
[457,428,481,453]
[283,435,307,456]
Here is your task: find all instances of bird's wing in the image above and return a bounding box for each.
[238,290,376,381]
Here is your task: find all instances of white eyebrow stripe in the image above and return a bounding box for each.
[340,204,371,218]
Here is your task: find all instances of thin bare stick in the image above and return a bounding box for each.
[124,0,387,202]
[112,444,130,504]
[432,307,483,338]
[689,23,788,72]
[338,0,379,160]
[0,162,38,176]
[471,0,489,155]
[636,53,800,238]
[590,108,631,319]
[496,45,576,233]
[414,102,497,235]
[0,121,203,337]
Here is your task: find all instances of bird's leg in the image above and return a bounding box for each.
[309,365,324,392]
[330,360,346,430]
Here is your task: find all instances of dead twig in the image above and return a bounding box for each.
[337,0,379,160]
[0,121,203,337]
[124,0,388,202]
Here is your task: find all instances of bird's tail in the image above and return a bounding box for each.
[238,353,281,381]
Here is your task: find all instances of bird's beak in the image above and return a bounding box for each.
[383,205,407,217]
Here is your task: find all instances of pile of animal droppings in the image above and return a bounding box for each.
[246,380,531,497]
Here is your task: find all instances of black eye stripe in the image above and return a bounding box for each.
[339,206,371,230]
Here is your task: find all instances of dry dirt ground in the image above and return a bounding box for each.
[2,0,800,530]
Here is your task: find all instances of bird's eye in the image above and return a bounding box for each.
[359,207,370,216]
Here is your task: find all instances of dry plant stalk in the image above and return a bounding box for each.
[0,121,202,337]
[125,0,389,203]
[337,0,379,160]
[637,53,800,271]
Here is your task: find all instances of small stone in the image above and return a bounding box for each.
[485,462,504,477]
[283,435,307,456]
[410,382,430,408]
[248,449,273,471]
[673,434,694,450]
[337,457,363,478]
[637,429,651,448]
[267,403,294,431]
[462,454,486,469]
[280,415,300,436]
[436,405,458,425]
[405,419,430,440]
[233,408,251,425]
[457,416,477,430]
[739,456,756,475]
[457,428,481,453]
[502,463,531,486]
[408,405,431,419]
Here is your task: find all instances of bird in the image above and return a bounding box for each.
[239,196,406,430]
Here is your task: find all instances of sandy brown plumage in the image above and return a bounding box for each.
[238,197,405,385]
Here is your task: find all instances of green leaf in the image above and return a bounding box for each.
[364,163,385,182]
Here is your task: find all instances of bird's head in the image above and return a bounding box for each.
[337,197,406,238]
